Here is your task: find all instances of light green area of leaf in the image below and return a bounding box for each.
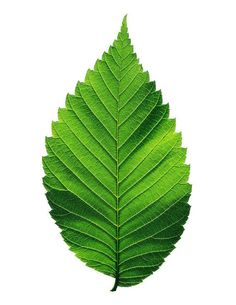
[43,16,191,291]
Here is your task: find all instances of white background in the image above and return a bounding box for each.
[0,0,236,304]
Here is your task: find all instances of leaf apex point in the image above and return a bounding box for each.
[121,15,128,32]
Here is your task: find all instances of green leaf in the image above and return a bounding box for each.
[43,16,191,291]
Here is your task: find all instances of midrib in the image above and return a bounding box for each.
[111,45,124,292]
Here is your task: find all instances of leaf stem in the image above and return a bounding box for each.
[111,277,119,292]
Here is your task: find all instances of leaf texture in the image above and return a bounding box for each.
[43,16,191,291]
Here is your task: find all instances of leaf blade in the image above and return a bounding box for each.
[43,15,191,291]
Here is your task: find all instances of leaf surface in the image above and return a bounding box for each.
[43,16,191,291]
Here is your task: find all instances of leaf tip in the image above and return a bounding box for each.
[121,15,128,32]
[123,14,128,23]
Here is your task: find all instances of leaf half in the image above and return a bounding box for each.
[43,16,191,291]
